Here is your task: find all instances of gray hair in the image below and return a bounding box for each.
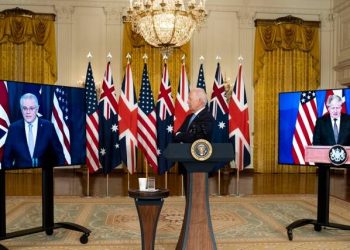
[191,88,208,105]
[326,94,342,107]
[20,93,39,108]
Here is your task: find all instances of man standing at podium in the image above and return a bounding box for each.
[313,94,350,146]
[174,88,214,143]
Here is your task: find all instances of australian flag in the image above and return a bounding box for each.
[156,63,175,174]
[98,62,121,174]
[209,63,229,170]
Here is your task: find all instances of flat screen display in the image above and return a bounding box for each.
[0,80,85,170]
[278,88,350,165]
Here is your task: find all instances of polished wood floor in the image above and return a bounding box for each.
[4,168,350,202]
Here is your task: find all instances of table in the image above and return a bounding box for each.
[128,189,169,250]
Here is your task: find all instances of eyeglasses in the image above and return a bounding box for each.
[22,106,37,112]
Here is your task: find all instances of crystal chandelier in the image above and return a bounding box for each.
[125,0,207,48]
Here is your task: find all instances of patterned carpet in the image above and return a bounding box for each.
[2,194,350,249]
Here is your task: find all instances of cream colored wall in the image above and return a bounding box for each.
[0,0,334,88]
[334,0,350,86]
[0,0,336,168]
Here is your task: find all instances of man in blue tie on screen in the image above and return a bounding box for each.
[2,93,65,169]
[313,94,350,146]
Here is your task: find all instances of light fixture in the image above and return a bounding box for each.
[125,0,207,48]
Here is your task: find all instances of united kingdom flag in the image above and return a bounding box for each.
[0,81,9,169]
[229,64,251,171]
[322,89,347,115]
[174,63,189,133]
[118,62,138,174]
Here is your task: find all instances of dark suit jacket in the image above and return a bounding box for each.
[174,108,215,176]
[174,108,215,143]
[2,118,65,169]
[313,113,350,146]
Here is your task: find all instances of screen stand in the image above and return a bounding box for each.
[0,167,90,249]
[286,165,350,240]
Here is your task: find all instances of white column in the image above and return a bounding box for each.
[55,5,75,86]
[103,6,123,89]
[319,11,336,89]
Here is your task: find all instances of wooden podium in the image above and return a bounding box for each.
[286,145,350,241]
[164,143,233,250]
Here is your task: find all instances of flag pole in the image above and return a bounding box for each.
[218,169,221,196]
[236,151,240,196]
[165,171,168,189]
[127,171,130,190]
[106,174,109,197]
[181,174,184,197]
[86,166,90,197]
[145,157,148,179]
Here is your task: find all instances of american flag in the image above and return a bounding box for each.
[196,64,207,92]
[99,62,121,174]
[85,62,100,173]
[322,89,347,115]
[0,81,10,170]
[137,64,158,173]
[119,63,138,174]
[210,63,229,171]
[229,64,251,171]
[174,63,189,133]
[156,63,174,174]
[292,91,317,165]
[52,87,71,164]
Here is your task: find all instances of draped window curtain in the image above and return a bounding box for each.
[122,23,191,173]
[253,16,320,173]
[0,8,57,84]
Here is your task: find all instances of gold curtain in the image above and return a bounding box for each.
[122,23,191,173]
[253,16,320,173]
[0,8,57,84]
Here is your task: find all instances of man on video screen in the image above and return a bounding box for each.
[2,93,65,169]
[313,94,350,146]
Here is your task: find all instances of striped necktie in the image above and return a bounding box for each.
[333,119,339,144]
[28,123,34,158]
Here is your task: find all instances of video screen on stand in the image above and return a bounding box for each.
[0,80,86,170]
[278,88,350,166]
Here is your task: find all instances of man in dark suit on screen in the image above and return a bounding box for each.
[2,93,65,169]
[174,87,214,143]
[313,94,350,146]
